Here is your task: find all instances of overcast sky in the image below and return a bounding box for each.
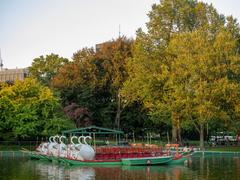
[0,0,240,69]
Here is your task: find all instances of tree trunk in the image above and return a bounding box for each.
[115,111,121,129]
[114,93,121,129]
[177,127,182,145]
[167,131,170,144]
[172,126,177,143]
[200,124,204,150]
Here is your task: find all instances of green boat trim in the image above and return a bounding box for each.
[121,156,173,166]
[29,152,42,160]
[29,152,53,161]
[60,157,122,166]
[28,150,191,166]
[29,153,40,160]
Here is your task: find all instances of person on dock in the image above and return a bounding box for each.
[225,136,229,146]
[237,134,240,145]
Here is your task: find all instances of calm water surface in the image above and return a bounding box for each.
[1,155,240,180]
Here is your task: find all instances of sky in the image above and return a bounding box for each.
[0,0,240,69]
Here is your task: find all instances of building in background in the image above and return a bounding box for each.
[0,50,29,83]
[0,68,29,82]
[95,42,110,52]
[0,49,3,71]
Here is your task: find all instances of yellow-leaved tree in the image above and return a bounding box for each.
[0,78,74,140]
[167,29,240,149]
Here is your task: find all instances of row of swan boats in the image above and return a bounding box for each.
[35,135,95,161]
[29,135,193,166]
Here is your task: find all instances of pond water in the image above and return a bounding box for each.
[1,155,240,180]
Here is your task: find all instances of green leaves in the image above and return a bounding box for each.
[29,53,68,86]
[42,117,74,136]
[122,0,240,145]
[52,37,134,128]
[0,78,71,139]
[5,0,238,142]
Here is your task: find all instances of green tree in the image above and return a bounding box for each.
[0,78,74,139]
[122,0,228,143]
[29,53,68,85]
[52,37,134,129]
[166,29,240,149]
[94,37,133,129]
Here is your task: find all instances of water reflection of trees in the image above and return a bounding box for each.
[33,162,190,180]
[233,157,240,177]
[3,156,240,179]
[97,165,189,180]
[0,158,41,180]
[190,156,240,180]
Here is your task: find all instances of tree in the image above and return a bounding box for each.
[0,92,14,140]
[52,37,133,129]
[0,78,74,139]
[52,48,99,91]
[166,29,240,149]
[64,103,92,128]
[29,53,68,85]
[122,0,228,143]
[94,37,133,129]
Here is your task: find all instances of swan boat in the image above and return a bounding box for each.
[29,136,191,166]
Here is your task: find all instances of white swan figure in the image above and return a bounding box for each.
[76,135,84,149]
[43,136,54,154]
[68,136,83,160]
[74,136,86,160]
[49,136,54,143]
[79,136,95,160]
[59,135,67,157]
[37,136,55,155]
[60,135,67,144]
[48,135,59,156]
[36,142,43,152]
[69,135,78,152]
[70,136,78,145]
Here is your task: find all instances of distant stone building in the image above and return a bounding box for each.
[0,68,29,83]
[0,50,29,83]
[95,42,109,52]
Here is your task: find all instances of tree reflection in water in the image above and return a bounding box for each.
[34,161,190,180]
[7,156,240,179]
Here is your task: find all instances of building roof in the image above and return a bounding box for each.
[62,125,124,135]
